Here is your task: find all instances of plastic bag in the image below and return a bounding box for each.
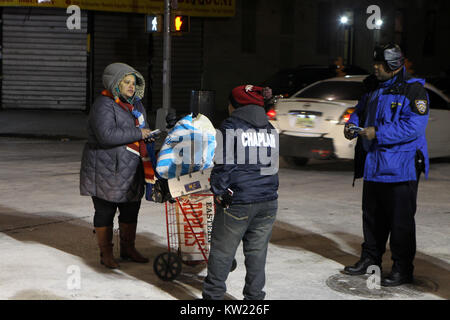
[156,113,216,179]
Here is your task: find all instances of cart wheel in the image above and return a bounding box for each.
[230,259,237,272]
[153,252,182,281]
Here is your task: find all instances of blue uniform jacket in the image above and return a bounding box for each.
[210,105,279,204]
[349,68,429,183]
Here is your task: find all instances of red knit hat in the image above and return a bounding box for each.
[229,85,272,108]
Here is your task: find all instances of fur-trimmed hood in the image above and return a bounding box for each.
[102,62,145,102]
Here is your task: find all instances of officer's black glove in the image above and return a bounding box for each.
[344,123,357,140]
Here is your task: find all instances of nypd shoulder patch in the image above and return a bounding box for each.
[414,99,428,115]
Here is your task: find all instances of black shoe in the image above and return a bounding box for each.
[343,257,378,275]
[381,271,413,287]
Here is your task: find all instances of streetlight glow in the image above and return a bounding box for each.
[340,16,349,24]
[376,19,383,27]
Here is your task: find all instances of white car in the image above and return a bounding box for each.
[269,75,450,165]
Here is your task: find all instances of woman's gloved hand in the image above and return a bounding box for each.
[141,128,151,140]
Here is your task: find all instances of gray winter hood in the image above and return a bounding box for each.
[231,105,269,128]
[102,62,145,101]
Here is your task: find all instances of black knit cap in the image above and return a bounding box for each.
[373,43,404,71]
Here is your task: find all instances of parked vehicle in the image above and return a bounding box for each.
[260,64,369,99]
[426,69,450,96]
[268,75,450,165]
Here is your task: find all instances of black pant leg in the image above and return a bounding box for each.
[361,181,389,265]
[92,197,118,227]
[117,201,141,224]
[385,180,418,275]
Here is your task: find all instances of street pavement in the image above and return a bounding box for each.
[0,109,449,300]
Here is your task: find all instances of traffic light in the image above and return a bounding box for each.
[171,15,190,33]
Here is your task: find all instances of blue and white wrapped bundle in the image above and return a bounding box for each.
[156,114,216,179]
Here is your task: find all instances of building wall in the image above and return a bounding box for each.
[92,12,150,109]
[201,0,450,123]
[1,1,447,119]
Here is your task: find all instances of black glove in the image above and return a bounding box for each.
[216,189,233,208]
[344,123,357,140]
[166,110,179,129]
[151,179,173,203]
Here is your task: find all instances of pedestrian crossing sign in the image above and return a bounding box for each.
[146,15,162,33]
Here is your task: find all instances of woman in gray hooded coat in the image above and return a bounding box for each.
[80,63,153,269]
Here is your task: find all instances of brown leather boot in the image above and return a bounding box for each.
[119,222,149,263]
[95,226,120,269]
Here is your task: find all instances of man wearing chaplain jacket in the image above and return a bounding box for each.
[202,85,279,300]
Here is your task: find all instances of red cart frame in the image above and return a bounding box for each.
[153,193,216,281]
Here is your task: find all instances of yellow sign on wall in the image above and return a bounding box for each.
[0,0,235,17]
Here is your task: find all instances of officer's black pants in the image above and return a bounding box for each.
[92,196,141,227]
[361,176,420,275]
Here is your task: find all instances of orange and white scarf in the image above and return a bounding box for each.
[102,90,155,184]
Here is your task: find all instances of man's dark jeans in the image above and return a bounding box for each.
[202,199,277,300]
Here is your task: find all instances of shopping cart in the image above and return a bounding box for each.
[153,191,237,281]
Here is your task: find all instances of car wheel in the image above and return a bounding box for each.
[283,156,309,166]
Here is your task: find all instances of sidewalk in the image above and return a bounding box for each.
[1,137,449,300]
[0,109,449,301]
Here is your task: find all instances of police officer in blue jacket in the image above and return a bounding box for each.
[202,85,279,300]
[343,44,429,286]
